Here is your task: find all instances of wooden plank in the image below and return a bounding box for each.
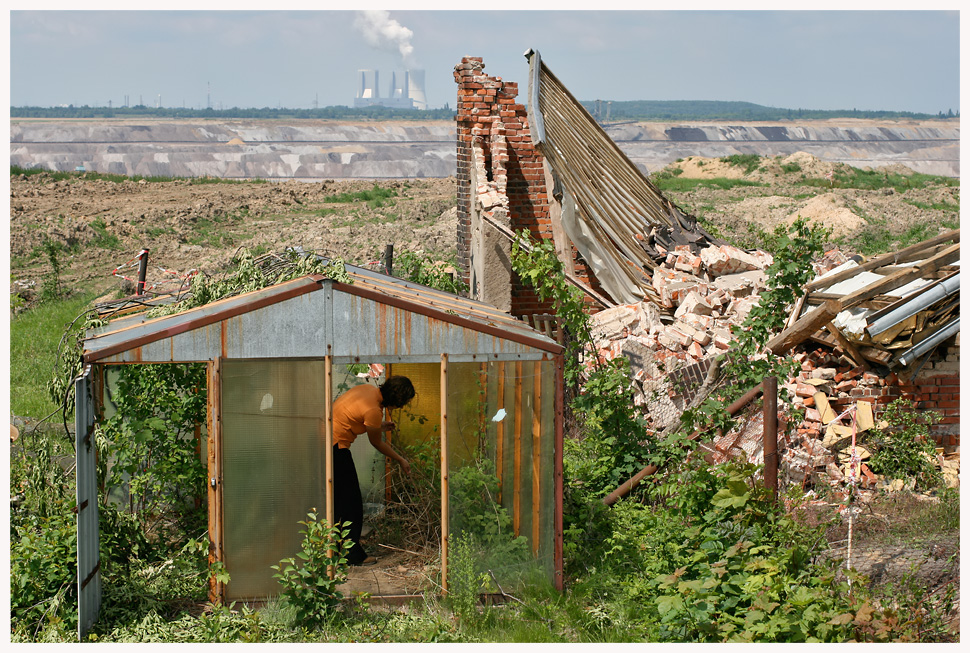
[766,300,840,355]
[440,353,450,593]
[808,331,895,365]
[553,355,564,592]
[815,392,837,424]
[532,361,542,555]
[513,361,523,537]
[856,400,875,432]
[836,243,961,310]
[825,322,870,370]
[804,229,959,292]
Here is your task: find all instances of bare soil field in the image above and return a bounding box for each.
[10,175,457,301]
[9,151,958,308]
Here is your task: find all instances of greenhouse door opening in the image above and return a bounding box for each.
[214,356,558,603]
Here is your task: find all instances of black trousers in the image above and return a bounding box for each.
[332,444,368,564]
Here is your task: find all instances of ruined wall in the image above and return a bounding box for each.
[454,56,605,318]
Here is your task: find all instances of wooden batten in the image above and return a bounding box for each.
[532,360,541,554]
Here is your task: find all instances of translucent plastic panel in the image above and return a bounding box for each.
[447,360,556,592]
[385,363,442,459]
[221,359,327,601]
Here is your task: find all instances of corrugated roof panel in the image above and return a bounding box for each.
[85,269,561,363]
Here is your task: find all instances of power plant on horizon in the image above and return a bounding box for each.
[354,69,428,110]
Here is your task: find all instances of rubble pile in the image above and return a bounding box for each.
[587,242,777,428]
[587,238,959,491]
[591,243,773,367]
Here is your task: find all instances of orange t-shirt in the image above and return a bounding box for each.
[331,384,384,449]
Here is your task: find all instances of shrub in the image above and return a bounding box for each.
[866,399,942,490]
[272,510,353,630]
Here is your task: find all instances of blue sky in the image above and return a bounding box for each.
[6,7,963,115]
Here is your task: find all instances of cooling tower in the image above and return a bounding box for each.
[389,70,408,100]
[356,69,380,101]
[407,69,428,110]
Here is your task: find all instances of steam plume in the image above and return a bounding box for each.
[354,10,415,65]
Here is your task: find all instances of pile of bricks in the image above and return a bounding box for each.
[696,345,959,492]
[591,242,773,369]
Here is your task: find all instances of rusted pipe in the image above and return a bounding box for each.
[763,376,778,501]
[602,382,765,506]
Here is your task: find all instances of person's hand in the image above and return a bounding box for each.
[398,457,411,476]
[382,420,396,432]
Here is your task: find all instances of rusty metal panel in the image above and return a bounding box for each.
[76,366,101,640]
[330,290,545,360]
[86,271,561,364]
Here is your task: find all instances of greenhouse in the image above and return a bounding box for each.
[75,264,565,636]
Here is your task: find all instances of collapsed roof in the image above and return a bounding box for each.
[524,48,723,306]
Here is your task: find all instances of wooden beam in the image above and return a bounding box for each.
[808,331,894,365]
[804,229,959,293]
[206,358,225,605]
[825,322,870,370]
[766,300,840,355]
[836,243,960,311]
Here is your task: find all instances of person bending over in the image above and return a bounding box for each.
[329,375,414,566]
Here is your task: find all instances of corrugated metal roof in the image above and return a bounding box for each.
[83,265,562,363]
[524,48,721,306]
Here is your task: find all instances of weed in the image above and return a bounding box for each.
[323,185,398,205]
[720,154,761,174]
[865,399,942,491]
[90,218,122,249]
[653,177,765,192]
[271,510,353,630]
[781,161,802,174]
[40,239,64,302]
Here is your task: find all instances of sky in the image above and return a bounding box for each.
[4,6,964,115]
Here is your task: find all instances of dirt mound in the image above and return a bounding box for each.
[786,193,866,238]
[673,156,746,179]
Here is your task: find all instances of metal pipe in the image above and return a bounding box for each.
[602,382,765,506]
[896,317,960,367]
[866,271,959,338]
[763,376,778,502]
[136,248,149,295]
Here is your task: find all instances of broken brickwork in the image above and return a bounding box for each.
[454,56,605,318]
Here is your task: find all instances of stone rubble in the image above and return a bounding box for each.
[588,242,960,491]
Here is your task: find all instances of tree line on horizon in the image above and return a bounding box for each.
[9,100,957,122]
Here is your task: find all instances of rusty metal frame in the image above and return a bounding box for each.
[84,276,325,363]
[206,358,226,604]
[553,354,564,591]
[439,353,450,593]
[332,281,563,355]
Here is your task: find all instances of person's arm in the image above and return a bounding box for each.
[366,426,411,476]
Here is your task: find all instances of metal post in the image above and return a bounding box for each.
[440,353,449,593]
[763,376,778,501]
[384,244,394,276]
[136,249,149,295]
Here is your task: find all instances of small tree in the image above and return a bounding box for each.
[272,510,353,629]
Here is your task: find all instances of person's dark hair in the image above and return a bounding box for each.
[379,376,415,409]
